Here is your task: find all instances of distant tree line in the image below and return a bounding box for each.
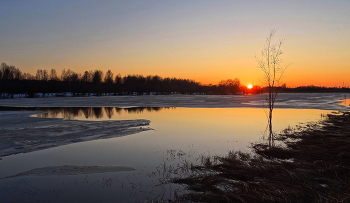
[2,63,348,98]
[0,62,253,98]
[282,85,350,93]
[3,62,346,98]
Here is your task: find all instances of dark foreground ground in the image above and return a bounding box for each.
[173,111,350,203]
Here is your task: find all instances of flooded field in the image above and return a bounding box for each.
[0,93,349,202]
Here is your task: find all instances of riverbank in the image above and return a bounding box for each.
[173,111,350,202]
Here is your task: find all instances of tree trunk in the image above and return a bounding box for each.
[268,86,273,148]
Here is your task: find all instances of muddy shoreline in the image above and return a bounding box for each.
[173,112,350,202]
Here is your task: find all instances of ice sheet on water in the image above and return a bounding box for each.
[0,93,348,110]
[0,113,152,157]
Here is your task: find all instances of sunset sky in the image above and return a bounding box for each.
[1,0,349,87]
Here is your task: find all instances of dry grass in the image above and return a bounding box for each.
[173,112,350,203]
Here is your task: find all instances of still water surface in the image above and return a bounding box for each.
[0,107,333,202]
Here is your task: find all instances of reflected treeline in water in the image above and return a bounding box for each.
[0,106,173,119]
[340,98,350,107]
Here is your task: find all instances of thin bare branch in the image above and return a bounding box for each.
[257,29,290,148]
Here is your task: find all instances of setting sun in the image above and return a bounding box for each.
[248,85,253,89]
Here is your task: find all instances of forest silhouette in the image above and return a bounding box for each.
[0,62,258,97]
[0,62,348,98]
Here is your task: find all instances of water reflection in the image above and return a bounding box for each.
[339,98,350,107]
[27,107,173,120]
[0,106,334,202]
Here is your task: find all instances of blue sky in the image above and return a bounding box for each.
[1,0,350,86]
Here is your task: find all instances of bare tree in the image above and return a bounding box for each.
[256,29,290,148]
[92,70,103,84]
[22,72,34,80]
[0,63,22,80]
[35,69,49,81]
[104,70,114,84]
[42,69,48,81]
[61,69,70,82]
[218,78,241,94]
[115,73,123,85]
[81,71,91,83]
[36,69,43,80]
[49,69,58,81]
[70,72,81,82]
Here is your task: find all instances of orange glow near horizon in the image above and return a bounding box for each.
[19,64,350,88]
[2,2,350,88]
